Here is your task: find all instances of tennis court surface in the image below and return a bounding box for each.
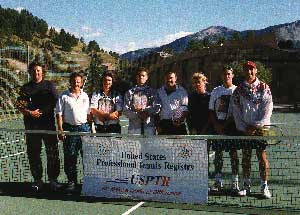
[1,113,300,214]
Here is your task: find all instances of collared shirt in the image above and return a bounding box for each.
[209,85,236,121]
[157,85,188,120]
[90,89,123,125]
[123,85,161,133]
[232,78,273,132]
[56,89,90,126]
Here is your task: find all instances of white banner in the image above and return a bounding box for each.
[82,136,208,204]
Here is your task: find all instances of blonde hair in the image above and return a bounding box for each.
[192,72,207,83]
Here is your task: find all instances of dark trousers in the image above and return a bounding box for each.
[63,123,90,183]
[26,130,60,182]
[158,119,187,135]
[95,124,121,134]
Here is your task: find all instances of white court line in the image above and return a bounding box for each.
[122,201,145,215]
[0,151,26,159]
[0,142,62,160]
[0,138,25,145]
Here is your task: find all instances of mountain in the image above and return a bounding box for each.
[120,47,157,62]
[257,20,300,42]
[120,26,237,61]
[120,20,300,61]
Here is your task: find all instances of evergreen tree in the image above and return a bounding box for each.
[186,39,204,51]
[217,36,225,45]
[87,40,100,52]
[49,27,57,39]
[52,29,78,51]
[278,40,294,49]
[231,32,242,41]
[86,53,103,93]
[202,38,210,47]
[231,60,272,85]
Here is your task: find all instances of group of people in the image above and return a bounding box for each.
[17,60,273,199]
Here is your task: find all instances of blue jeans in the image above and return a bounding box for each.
[62,123,90,183]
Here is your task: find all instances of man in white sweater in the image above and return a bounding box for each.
[232,61,273,199]
[157,71,188,135]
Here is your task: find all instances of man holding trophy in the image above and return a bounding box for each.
[157,71,189,135]
[124,67,161,135]
[90,71,123,133]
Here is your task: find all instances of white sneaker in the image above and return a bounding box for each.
[261,184,272,199]
[238,183,251,196]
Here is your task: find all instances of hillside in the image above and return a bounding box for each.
[0,6,117,73]
[0,6,119,97]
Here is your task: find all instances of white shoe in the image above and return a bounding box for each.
[261,184,272,199]
[238,183,251,196]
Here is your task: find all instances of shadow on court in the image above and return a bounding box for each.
[0,182,137,204]
[1,182,300,215]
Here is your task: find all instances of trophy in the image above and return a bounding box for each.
[132,91,148,111]
[14,89,35,112]
[98,97,115,125]
[172,106,185,126]
[98,97,114,114]
[132,90,151,135]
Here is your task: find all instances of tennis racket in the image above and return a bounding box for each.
[172,107,185,126]
[98,97,114,114]
[255,124,284,145]
[214,94,231,121]
[132,91,149,135]
[213,94,237,135]
[98,96,115,125]
[132,91,148,111]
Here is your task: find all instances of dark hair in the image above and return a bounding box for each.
[135,67,149,76]
[164,70,177,77]
[28,61,45,74]
[69,72,83,83]
[102,71,114,82]
[223,65,233,72]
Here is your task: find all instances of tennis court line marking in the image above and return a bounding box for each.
[0,138,25,145]
[122,201,145,215]
[0,151,26,159]
[0,142,62,160]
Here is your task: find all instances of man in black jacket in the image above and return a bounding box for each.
[17,61,61,192]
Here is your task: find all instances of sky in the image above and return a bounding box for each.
[1,0,300,54]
